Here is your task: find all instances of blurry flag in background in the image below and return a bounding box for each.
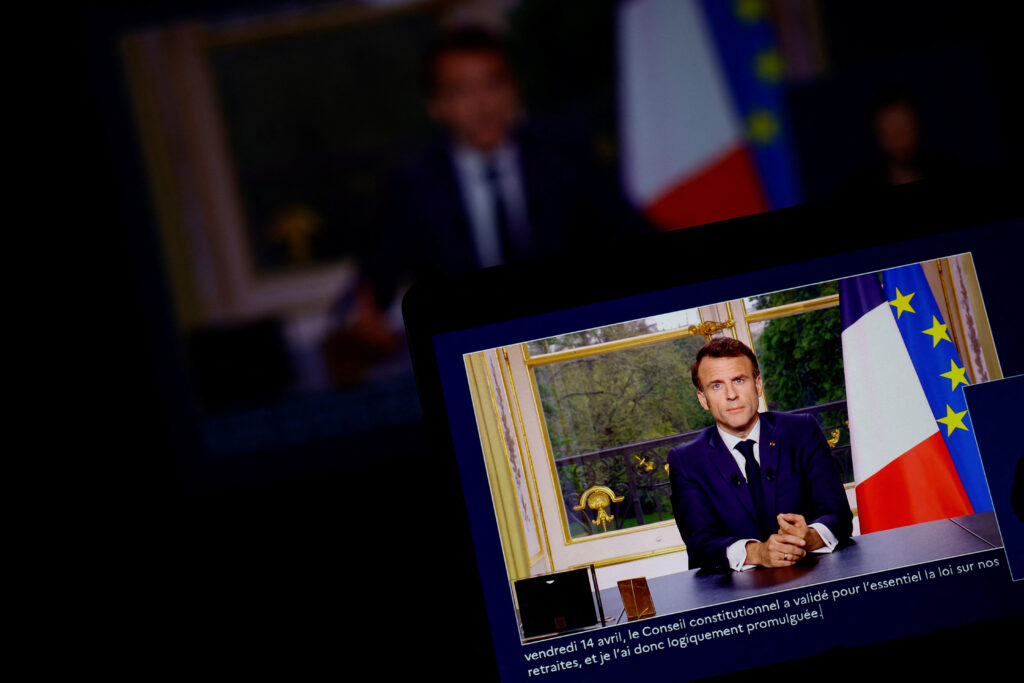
[617,0,802,230]
[839,268,989,534]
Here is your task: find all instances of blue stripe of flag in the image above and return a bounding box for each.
[839,272,885,331]
[881,264,991,512]
[699,0,803,209]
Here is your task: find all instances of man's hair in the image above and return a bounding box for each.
[690,337,760,390]
[424,25,512,95]
[869,85,918,119]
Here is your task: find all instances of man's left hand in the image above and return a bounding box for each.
[777,513,825,552]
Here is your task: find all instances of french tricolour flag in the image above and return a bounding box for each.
[840,273,974,533]
[617,0,801,230]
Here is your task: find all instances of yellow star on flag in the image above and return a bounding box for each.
[747,109,779,144]
[735,0,768,23]
[939,359,969,391]
[755,49,786,83]
[922,316,951,347]
[888,288,916,319]
[936,404,969,436]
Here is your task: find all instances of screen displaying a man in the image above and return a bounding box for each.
[668,338,853,572]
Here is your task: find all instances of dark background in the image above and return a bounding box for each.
[74,0,1021,676]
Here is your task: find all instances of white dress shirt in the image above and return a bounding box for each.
[719,417,838,571]
[450,142,530,268]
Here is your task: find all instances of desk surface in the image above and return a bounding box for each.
[598,511,1002,620]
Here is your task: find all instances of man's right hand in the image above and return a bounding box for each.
[744,533,807,568]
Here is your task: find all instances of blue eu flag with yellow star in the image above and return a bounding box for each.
[700,0,802,209]
[882,264,991,512]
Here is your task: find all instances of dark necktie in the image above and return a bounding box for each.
[484,162,516,264]
[736,439,772,539]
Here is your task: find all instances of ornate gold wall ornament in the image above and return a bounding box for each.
[267,204,322,265]
[687,319,735,341]
[827,428,841,448]
[573,486,625,533]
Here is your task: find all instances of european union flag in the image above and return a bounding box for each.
[700,0,802,209]
[882,264,991,512]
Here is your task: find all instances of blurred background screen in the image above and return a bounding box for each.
[85,0,1019,498]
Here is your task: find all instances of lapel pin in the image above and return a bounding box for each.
[769,442,775,447]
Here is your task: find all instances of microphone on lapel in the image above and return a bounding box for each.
[765,468,776,482]
[730,474,743,487]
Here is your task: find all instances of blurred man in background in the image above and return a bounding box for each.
[351,26,647,330]
[849,90,958,191]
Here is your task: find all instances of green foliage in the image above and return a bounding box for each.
[750,283,846,412]
[534,334,714,458]
[534,328,718,537]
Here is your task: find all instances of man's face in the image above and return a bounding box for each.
[696,355,763,438]
[875,102,920,164]
[429,50,518,152]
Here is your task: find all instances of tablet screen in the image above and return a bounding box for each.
[414,188,1023,680]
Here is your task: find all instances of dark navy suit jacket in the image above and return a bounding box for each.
[362,126,648,307]
[668,411,852,571]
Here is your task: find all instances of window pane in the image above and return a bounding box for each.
[533,335,715,537]
[750,308,844,411]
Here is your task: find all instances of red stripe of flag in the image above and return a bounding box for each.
[856,431,974,533]
[645,144,767,231]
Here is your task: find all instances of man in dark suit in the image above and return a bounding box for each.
[360,26,646,312]
[668,338,852,571]
[329,26,647,383]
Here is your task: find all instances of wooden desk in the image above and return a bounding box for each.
[598,511,1002,620]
